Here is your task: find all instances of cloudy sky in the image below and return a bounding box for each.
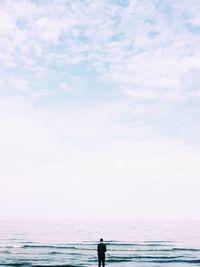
[0,0,200,220]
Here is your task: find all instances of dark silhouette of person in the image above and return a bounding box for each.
[97,238,107,267]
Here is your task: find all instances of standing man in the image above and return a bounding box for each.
[97,238,107,267]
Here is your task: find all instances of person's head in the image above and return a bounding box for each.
[100,238,103,242]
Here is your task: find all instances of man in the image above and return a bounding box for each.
[97,238,107,267]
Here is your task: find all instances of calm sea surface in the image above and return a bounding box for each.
[0,220,200,266]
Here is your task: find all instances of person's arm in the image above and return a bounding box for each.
[97,244,99,253]
[104,244,107,252]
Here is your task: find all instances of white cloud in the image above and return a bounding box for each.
[9,76,29,91]
[109,51,200,98]
[0,11,15,33]
[34,17,74,42]
[0,10,26,58]
[0,0,200,219]
[3,1,38,20]
[190,17,200,27]
[0,98,200,219]
[59,82,70,92]
[0,52,16,67]
[0,0,199,101]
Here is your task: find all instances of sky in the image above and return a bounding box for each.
[0,0,200,220]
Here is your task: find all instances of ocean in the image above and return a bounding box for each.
[0,220,200,266]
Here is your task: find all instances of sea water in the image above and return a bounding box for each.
[0,220,200,266]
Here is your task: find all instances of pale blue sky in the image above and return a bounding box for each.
[0,0,200,219]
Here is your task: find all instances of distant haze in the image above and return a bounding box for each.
[0,0,200,219]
